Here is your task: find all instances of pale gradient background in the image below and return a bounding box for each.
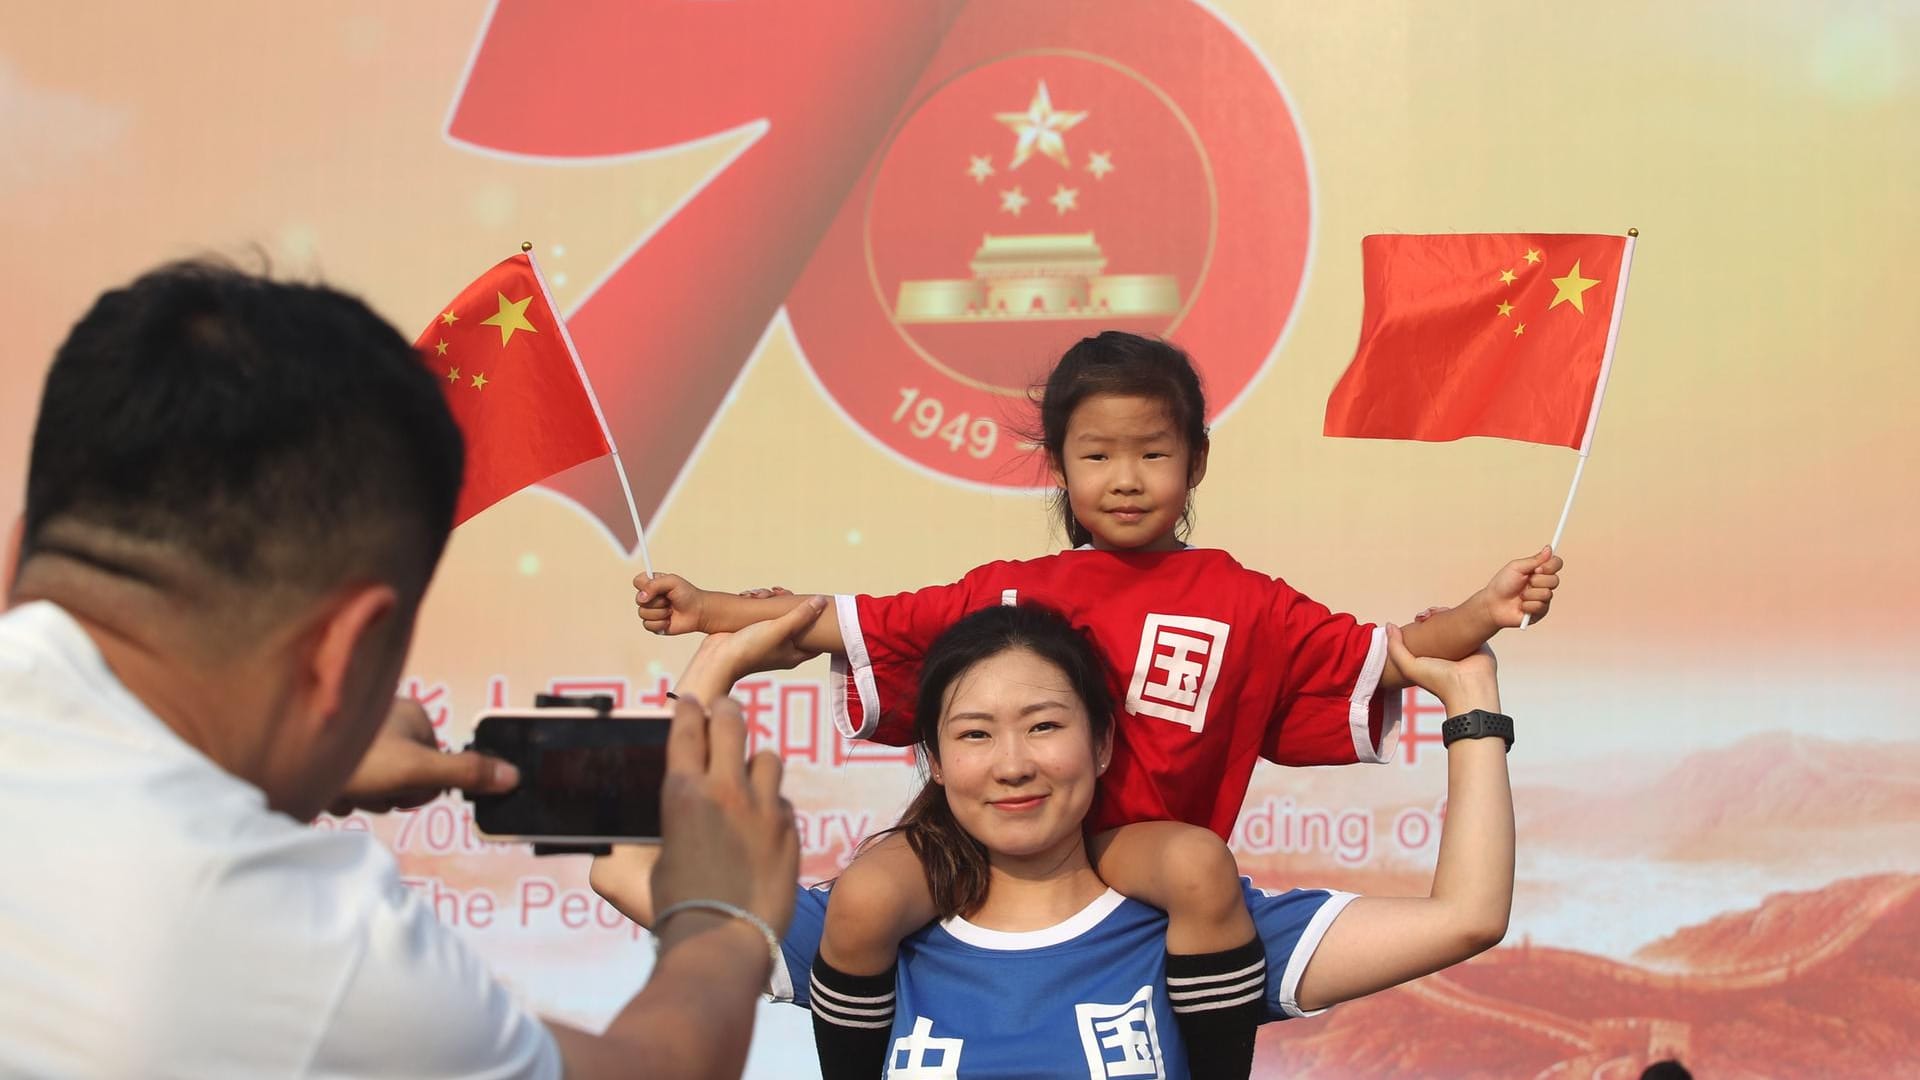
[4,2,1917,1077]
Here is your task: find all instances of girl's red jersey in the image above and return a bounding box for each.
[831,547,1398,838]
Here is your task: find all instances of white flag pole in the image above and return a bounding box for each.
[1520,228,1636,630]
[524,244,656,578]
[1543,454,1588,556]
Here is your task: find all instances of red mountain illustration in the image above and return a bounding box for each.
[1521,732,1920,859]
[1256,873,1920,1079]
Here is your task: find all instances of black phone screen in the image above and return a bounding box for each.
[469,710,671,842]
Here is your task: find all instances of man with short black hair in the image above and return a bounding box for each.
[0,261,799,1078]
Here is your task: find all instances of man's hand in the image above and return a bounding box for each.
[633,572,708,635]
[328,697,520,817]
[552,696,800,1080]
[1481,546,1564,628]
[650,692,799,957]
[1384,624,1500,717]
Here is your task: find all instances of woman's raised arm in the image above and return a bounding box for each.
[1294,624,1514,1012]
[591,596,828,926]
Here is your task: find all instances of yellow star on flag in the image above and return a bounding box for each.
[1050,184,1079,214]
[1498,269,1517,285]
[1513,322,1526,337]
[1496,300,1514,317]
[999,186,1029,216]
[480,292,539,346]
[1523,248,1543,264]
[1549,260,1602,313]
[967,154,994,184]
[434,339,449,356]
[445,365,460,383]
[1086,151,1114,179]
[439,310,458,326]
[995,80,1087,170]
[471,371,488,390]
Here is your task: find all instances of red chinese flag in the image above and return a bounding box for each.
[1324,233,1629,450]
[413,253,612,524]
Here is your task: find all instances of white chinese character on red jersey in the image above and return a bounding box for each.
[1125,614,1229,733]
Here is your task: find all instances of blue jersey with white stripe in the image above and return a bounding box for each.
[772,878,1351,1080]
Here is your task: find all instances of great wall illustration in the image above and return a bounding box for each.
[1257,873,1920,1079]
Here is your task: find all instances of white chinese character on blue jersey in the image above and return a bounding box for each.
[888,1015,963,1079]
[1074,984,1165,1079]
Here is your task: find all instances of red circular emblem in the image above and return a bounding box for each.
[787,8,1312,489]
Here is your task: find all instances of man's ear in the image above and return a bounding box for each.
[302,583,399,729]
[2,515,23,601]
[1187,440,1209,490]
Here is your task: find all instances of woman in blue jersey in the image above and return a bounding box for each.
[595,601,1514,1080]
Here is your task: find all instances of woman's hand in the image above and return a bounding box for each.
[1384,623,1500,717]
[677,595,830,700]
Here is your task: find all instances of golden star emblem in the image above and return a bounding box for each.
[998,186,1029,216]
[471,371,488,390]
[1496,300,1515,317]
[1549,260,1603,313]
[995,80,1087,170]
[434,339,449,356]
[1498,269,1518,285]
[445,365,460,383]
[1523,247,1543,264]
[439,310,458,326]
[967,154,994,184]
[1513,322,1526,337]
[1086,151,1114,180]
[1049,184,1079,214]
[480,292,539,346]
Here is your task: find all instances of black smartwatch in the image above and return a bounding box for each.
[1441,709,1513,751]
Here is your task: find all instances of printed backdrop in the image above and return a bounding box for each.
[5,2,1919,1077]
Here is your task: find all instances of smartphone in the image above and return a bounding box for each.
[468,708,672,844]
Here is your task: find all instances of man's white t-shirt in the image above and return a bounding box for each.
[0,601,561,1078]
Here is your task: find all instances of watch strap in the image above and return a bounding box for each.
[1441,709,1513,750]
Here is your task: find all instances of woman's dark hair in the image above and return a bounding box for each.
[872,603,1115,919]
[1037,331,1209,548]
